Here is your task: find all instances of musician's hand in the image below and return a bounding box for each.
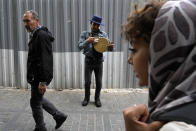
[108,41,114,47]
[87,37,95,43]
[38,82,46,94]
[108,41,114,50]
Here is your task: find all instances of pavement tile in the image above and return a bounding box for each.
[0,88,148,131]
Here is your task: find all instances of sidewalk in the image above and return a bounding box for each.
[0,88,148,131]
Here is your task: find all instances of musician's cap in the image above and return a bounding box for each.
[89,15,104,26]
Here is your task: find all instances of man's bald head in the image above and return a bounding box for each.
[23,10,39,32]
[25,10,39,20]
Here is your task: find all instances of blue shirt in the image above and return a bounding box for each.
[78,30,108,61]
[29,25,41,39]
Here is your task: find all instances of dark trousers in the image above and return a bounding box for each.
[84,57,103,100]
[30,81,58,129]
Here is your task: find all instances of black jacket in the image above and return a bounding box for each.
[27,26,54,85]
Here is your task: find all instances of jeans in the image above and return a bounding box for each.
[84,56,103,100]
[30,81,58,129]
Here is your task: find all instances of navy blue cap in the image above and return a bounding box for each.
[89,15,104,26]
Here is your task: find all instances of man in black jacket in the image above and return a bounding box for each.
[23,10,67,131]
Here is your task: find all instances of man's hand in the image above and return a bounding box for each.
[87,37,95,43]
[38,82,46,94]
[123,104,163,131]
[108,41,114,50]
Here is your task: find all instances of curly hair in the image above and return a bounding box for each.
[122,0,166,44]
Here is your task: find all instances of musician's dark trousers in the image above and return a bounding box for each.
[30,81,58,129]
[84,56,103,100]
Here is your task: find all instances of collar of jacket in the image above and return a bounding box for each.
[29,25,41,39]
[28,25,42,44]
[90,29,102,36]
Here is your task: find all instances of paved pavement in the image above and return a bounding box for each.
[0,88,148,131]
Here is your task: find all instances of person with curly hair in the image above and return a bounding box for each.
[122,0,196,130]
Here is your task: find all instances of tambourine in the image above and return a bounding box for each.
[93,37,109,53]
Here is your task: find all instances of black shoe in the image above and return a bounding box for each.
[82,98,89,106]
[95,98,102,107]
[33,127,47,131]
[54,113,67,129]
